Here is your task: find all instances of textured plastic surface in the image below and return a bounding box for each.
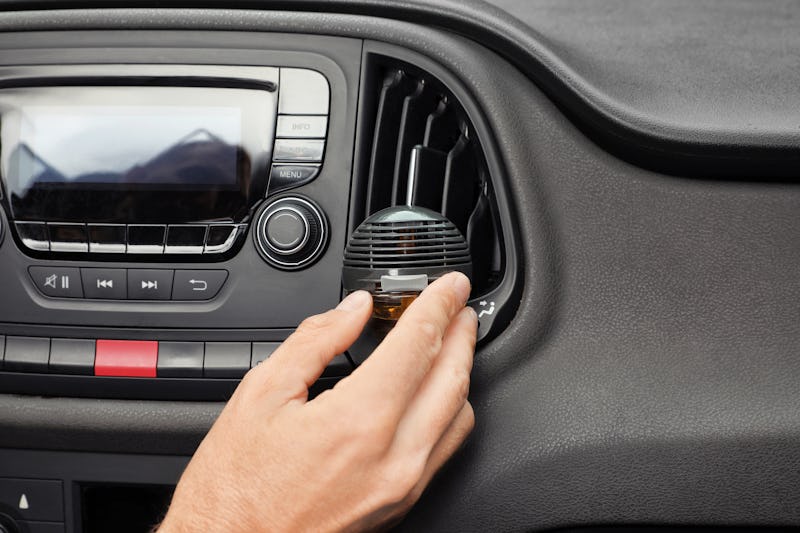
[2,1,800,178]
[0,448,188,533]
[400,30,800,533]
[0,6,797,533]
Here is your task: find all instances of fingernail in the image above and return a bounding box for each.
[450,272,472,303]
[336,290,371,311]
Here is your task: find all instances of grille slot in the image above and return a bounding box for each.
[344,217,471,269]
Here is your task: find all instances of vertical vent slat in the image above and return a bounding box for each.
[465,188,497,288]
[409,145,448,210]
[441,135,478,235]
[423,100,461,152]
[391,81,439,205]
[366,70,416,216]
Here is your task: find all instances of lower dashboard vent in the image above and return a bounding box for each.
[351,55,503,296]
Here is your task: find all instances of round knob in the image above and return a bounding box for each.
[0,514,18,533]
[265,207,309,253]
[255,196,328,270]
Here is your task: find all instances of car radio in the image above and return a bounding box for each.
[0,64,330,261]
[0,35,364,400]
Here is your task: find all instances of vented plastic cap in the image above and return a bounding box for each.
[342,206,472,294]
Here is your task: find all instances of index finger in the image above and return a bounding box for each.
[340,271,471,421]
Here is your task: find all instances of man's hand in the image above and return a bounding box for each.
[158,271,476,533]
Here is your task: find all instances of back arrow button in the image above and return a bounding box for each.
[172,270,229,301]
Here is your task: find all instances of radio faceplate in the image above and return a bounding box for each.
[0,31,361,400]
[0,64,331,260]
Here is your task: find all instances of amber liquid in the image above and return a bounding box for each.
[370,292,420,321]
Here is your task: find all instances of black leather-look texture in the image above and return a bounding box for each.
[491,0,800,143]
[3,0,800,178]
[0,396,220,454]
[0,7,798,533]
[486,0,800,179]
[401,38,800,531]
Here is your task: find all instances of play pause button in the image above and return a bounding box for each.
[127,269,174,300]
[81,268,127,299]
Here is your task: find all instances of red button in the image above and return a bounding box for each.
[95,340,158,377]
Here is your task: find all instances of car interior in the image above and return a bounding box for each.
[0,1,799,532]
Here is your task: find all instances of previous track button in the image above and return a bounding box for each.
[81,268,127,299]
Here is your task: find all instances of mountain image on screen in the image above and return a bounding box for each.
[10,128,240,189]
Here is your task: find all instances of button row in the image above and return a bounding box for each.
[270,134,324,192]
[271,74,328,191]
[29,267,228,300]
[15,222,243,255]
[0,336,353,379]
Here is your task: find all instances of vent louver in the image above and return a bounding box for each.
[352,57,503,296]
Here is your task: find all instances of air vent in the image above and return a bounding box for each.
[351,56,503,297]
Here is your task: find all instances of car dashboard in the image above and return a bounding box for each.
[0,2,799,532]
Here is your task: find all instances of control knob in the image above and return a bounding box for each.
[255,196,328,270]
[0,514,18,533]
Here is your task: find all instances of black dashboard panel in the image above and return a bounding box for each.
[489,0,800,141]
[4,0,800,178]
[0,3,798,533]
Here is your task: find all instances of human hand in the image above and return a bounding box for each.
[157,271,477,532]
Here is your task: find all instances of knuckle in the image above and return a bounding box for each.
[430,289,458,316]
[340,410,393,450]
[237,367,260,391]
[238,366,258,385]
[404,488,424,510]
[463,403,476,433]
[349,416,377,440]
[311,388,335,404]
[297,312,335,334]
[379,457,426,505]
[289,312,341,357]
[452,367,471,403]
[386,317,442,361]
[236,363,274,398]
[463,316,478,348]
[411,319,442,353]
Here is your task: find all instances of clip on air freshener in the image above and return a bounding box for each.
[342,205,472,363]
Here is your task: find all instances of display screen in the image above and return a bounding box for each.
[0,85,275,223]
[14,105,242,187]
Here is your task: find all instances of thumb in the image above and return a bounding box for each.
[251,290,373,401]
